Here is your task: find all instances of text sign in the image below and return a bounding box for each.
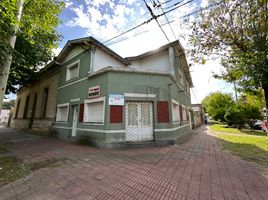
[109,94,124,105]
[88,85,100,99]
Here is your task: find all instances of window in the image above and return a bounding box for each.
[15,99,21,119]
[42,88,49,118]
[23,95,30,119]
[84,97,105,123]
[171,99,180,122]
[66,60,79,81]
[56,103,69,122]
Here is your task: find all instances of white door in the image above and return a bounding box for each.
[126,102,153,142]
[72,106,78,137]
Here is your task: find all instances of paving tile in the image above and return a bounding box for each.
[0,125,268,200]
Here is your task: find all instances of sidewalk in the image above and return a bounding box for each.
[0,125,268,200]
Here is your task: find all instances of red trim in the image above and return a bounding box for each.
[157,101,169,123]
[79,103,84,122]
[110,105,123,123]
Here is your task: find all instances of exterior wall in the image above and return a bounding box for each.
[11,70,59,130]
[54,69,192,148]
[93,47,126,72]
[53,41,192,148]
[64,46,84,62]
[129,50,170,73]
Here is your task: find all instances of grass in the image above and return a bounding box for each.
[29,157,66,171]
[218,134,268,168]
[210,124,267,136]
[0,157,65,187]
[210,124,268,168]
[0,157,30,187]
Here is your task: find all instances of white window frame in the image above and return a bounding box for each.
[83,96,105,124]
[66,60,80,81]
[171,99,180,123]
[56,103,69,122]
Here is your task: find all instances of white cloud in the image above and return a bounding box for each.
[64,0,73,8]
[62,0,232,104]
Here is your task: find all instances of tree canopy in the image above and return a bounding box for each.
[2,99,15,110]
[201,92,234,122]
[202,91,265,128]
[189,0,268,109]
[0,0,64,105]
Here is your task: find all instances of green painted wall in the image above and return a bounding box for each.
[53,49,192,147]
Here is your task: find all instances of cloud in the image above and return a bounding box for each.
[65,0,142,40]
[62,0,231,104]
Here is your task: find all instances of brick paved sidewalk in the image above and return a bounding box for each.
[0,125,268,200]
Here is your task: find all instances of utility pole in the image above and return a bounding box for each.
[0,0,24,110]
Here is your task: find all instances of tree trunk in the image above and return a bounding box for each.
[0,0,24,110]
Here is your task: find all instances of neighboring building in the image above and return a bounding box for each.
[11,60,60,130]
[0,110,10,126]
[52,37,193,147]
[191,104,205,128]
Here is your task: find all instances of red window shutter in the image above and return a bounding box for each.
[110,105,123,123]
[179,105,183,124]
[79,103,84,122]
[157,101,169,123]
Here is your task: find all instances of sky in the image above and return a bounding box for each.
[8,0,236,103]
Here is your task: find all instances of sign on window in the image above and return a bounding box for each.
[108,94,124,105]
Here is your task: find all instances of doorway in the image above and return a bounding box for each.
[126,102,153,142]
[71,105,78,137]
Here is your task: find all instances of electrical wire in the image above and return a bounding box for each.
[192,87,200,104]
[102,0,194,45]
[163,0,185,10]
[159,4,177,40]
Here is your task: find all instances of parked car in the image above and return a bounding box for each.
[253,120,263,130]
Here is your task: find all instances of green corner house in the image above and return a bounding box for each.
[53,37,194,148]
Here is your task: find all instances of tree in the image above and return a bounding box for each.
[0,0,64,109]
[225,92,264,129]
[189,0,268,111]
[2,100,15,110]
[201,92,234,122]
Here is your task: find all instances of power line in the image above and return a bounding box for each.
[159,4,177,40]
[163,0,185,10]
[143,0,172,43]
[143,0,194,87]
[103,0,222,47]
[192,87,200,104]
[102,0,194,45]
[153,0,173,8]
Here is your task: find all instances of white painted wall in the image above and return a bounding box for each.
[129,50,170,73]
[92,48,126,72]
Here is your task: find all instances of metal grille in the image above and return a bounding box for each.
[126,102,153,142]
